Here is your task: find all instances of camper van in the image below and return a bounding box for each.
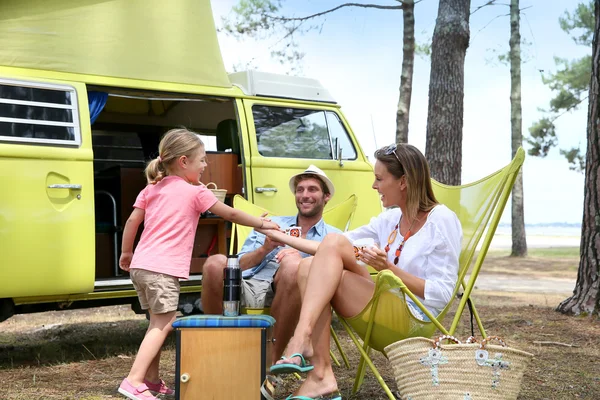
[0,0,381,322]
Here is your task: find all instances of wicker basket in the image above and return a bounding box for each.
[206,182,227,202]
[385,335,534,400]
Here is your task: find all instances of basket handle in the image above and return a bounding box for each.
[466,336,479,344]
[480,336,507,349]
[433,334,462,349]
[206,182,218,190]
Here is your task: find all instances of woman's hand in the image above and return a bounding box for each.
[358,245,391,271]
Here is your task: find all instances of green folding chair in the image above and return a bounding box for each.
[338,148,525,399]
[230,194,358,369]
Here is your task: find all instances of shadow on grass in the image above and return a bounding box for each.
[0,319,176,367]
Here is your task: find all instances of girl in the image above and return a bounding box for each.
[117,128,279,400]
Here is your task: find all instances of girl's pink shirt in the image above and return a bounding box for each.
[129,175,218,279]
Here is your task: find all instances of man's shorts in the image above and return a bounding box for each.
[130,268,180,314]
[241,278,275,308]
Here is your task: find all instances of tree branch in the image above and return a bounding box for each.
[475,12,510,36]
[266,3,404,23]
[550,95,589,123]
[470,1,511,15]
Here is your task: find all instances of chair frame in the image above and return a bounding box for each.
[339,148,526,399]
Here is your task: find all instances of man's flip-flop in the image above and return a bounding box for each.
[286,391,342,400]
[269,353,314,374]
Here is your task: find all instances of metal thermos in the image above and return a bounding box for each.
[223,255,241,316]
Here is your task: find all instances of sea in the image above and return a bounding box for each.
[487,224,581,249]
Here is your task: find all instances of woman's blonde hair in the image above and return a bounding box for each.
[145,128,204,184]
[374,143,438,222]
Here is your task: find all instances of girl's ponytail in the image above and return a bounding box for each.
[145,157,166,184]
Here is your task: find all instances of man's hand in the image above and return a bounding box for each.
[119,252,133,271]
[263,235,285,253]
[276,247,302,264]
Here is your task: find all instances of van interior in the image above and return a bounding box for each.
[88,86,244,288]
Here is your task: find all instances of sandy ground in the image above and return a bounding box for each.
[487,234,580,249]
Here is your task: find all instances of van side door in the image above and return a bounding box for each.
[0,76,95,298]
[242,99,381,228]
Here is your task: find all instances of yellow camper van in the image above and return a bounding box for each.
[0,0,381,321]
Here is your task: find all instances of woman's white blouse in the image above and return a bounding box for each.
[344,205,462,315]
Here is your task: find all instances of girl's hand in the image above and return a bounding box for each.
[257,227,286,240]
[358,245,390,271]
[119,252,133,271]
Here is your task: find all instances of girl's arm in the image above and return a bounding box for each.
[208,201,279,230]
[259,228,320,255]
[120,207,145,271]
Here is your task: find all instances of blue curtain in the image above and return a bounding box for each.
[88,91,108,124]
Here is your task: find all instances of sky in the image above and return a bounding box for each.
[210,0,589,225]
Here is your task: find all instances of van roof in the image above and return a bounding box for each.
[229,71,336,104]
[0,0,231,88]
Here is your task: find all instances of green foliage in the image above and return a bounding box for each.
[485,38,533,67]
[527,118,557,157]
[220,0,306,73]
[527,1,592,172]
[559,147,586,172]
[543,56,592,112]
[415,40,431,59]
[559,0,595,46]
[220,0,281,37]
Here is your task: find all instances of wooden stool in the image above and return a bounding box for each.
[172,315,275,400]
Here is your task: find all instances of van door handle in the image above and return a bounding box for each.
[255,187,278,193]
[48,184,82,190]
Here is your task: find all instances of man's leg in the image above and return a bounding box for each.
[201,254,227,314]
[269,254,302,363]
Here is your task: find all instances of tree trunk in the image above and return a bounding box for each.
[510,0,528,257]
[395,0,415,144]
[557,0,600,316]
[425,0,471,185]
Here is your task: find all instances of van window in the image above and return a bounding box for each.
[326,111,357,160]
[0,79,81,146]
[252,105,332,159]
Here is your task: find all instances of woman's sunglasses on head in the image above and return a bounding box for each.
[381,143,401,165]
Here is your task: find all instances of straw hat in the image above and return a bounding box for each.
[288,165,335,197]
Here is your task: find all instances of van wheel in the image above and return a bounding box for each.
[0,299,15,323]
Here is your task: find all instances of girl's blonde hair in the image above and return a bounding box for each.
[145,128,204,184]
[374,143,438,222]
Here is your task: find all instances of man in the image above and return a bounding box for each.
[201,165,341,363]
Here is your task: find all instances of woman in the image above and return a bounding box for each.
[260,143,462,400]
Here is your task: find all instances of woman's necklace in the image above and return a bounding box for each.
[384,216,417,265]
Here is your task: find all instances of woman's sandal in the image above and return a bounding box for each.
[269,353,314,375]
[286,391,342,400]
